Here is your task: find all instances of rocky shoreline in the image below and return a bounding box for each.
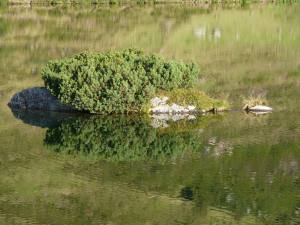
[8,87,224,115]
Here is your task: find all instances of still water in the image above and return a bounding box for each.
[0,3,300,225]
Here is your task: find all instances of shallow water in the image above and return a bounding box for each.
[0,3,300,225]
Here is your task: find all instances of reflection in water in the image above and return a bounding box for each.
[44,115,204,162]
[4,109,300,224]
[11,109,79,128]
[13,109,223,162]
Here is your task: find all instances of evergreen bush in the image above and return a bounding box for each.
[42,48,199,114]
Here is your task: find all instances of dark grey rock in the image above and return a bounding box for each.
[8,87,76,112]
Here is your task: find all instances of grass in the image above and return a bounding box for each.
[0,3,299,112]
[6,0,300,5]
[242,92,268,110]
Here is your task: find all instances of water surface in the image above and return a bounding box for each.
[0,3,300,225]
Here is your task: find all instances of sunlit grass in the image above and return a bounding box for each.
[1,4,299,112]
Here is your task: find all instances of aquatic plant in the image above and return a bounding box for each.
[42,48,199,114]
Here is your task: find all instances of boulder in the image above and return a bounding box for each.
[8,87,76,112]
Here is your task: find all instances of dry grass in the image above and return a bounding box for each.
[242,91,268,110]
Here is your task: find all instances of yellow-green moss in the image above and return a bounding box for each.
[157,88,229,112]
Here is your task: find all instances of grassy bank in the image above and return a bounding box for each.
[1,3,299,111]
[6,0,299,5]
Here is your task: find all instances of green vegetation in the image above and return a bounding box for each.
[7,0,299,6]
[0,0,8,6]
[42,48,199,114]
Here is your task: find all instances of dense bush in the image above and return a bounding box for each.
[42,48,199,114]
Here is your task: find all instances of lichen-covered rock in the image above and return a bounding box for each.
[150,96,196,114]
[152,89,229,114]
[149,89,229,114]
[150,97,169,107]
[8,87,76,112]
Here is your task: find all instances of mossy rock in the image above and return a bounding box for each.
[146,88,229,114]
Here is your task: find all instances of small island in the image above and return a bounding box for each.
[8,48,229,114]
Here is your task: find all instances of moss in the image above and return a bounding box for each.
[157,88,229,112]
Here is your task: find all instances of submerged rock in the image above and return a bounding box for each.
[8,87,76,112]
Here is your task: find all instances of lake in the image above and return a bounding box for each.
[0,3,300,225]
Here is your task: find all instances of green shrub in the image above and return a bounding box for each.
[42,48,199,114]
